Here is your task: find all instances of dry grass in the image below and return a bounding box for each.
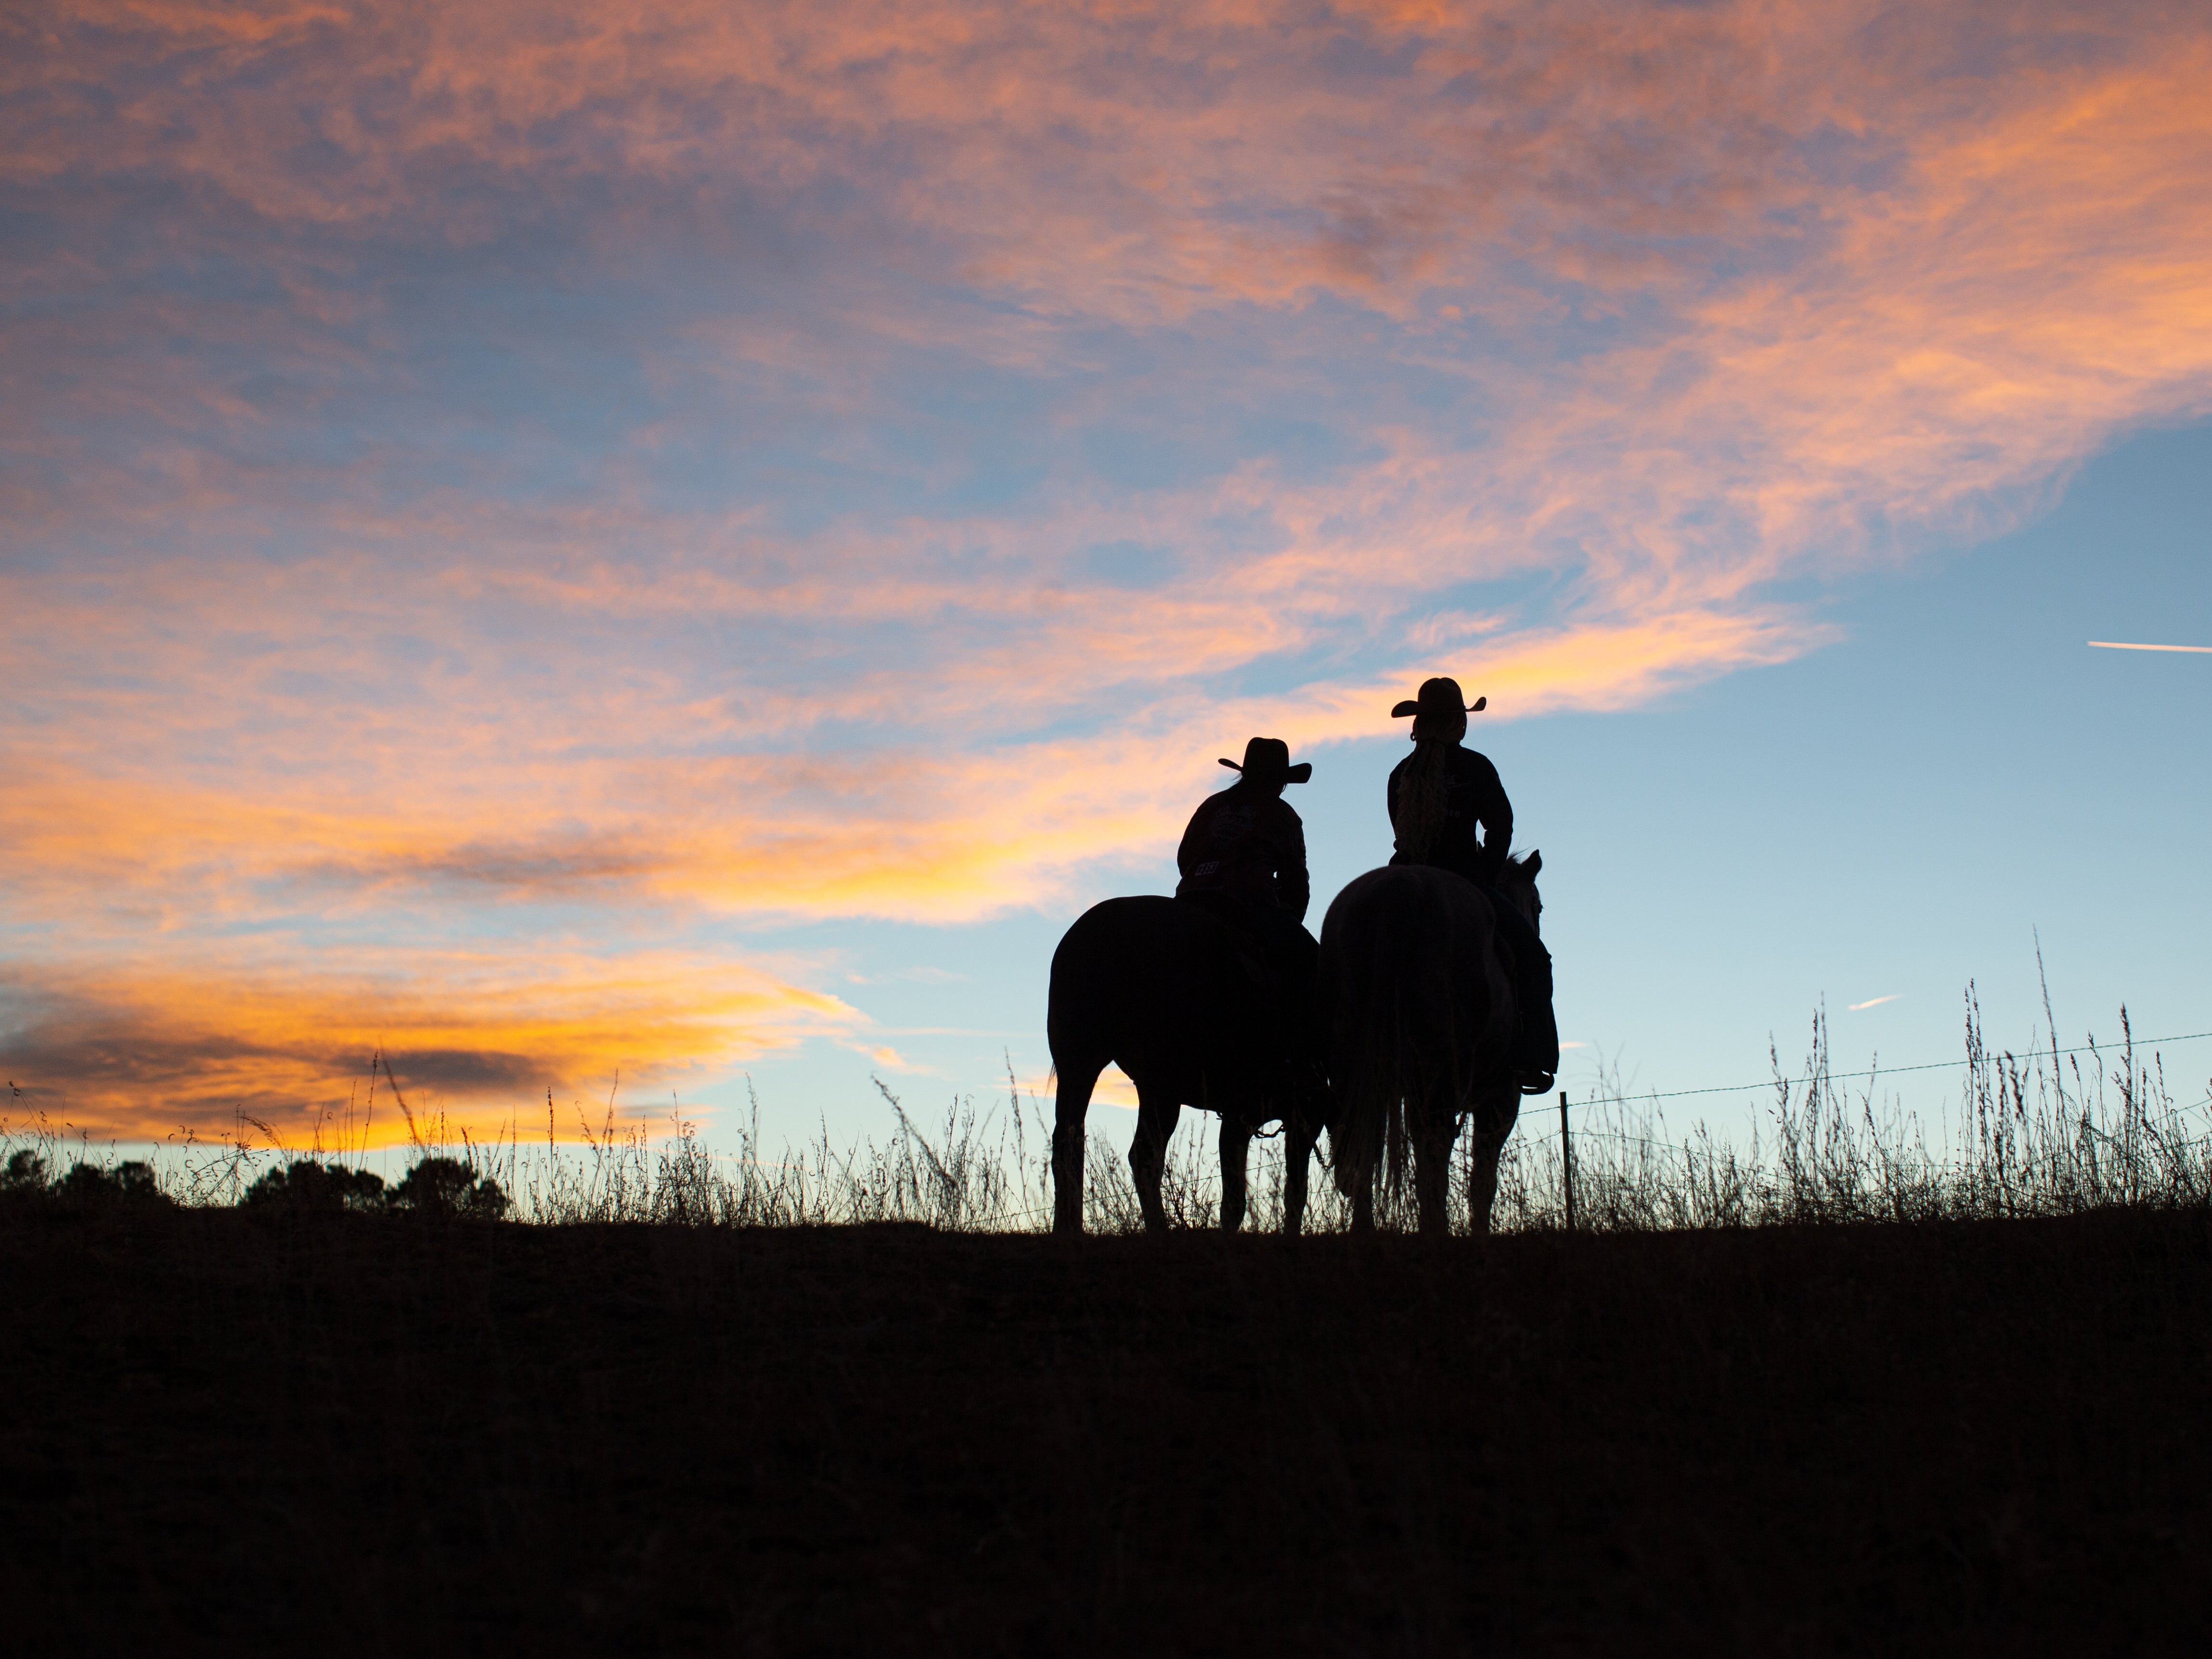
[8,991,2209,1237]
[1500,990,2212,1233]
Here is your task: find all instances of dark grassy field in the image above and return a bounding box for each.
[5,1200,2209,1655]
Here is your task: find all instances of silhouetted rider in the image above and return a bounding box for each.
[1176,737,1321,1058]
[1387,677,1559,1093]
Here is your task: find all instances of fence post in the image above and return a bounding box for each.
[1559,1089,1576,1231]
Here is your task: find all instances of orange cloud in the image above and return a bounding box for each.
[1,950,862,1143]
[0,604,1814,952]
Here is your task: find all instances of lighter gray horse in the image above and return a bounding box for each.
[1318,852,1542,1234]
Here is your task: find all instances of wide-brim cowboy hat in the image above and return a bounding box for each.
[1392,675,1486,719]
[1218,736,1312,785]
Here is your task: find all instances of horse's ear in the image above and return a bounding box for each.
[1524,849,1542,879]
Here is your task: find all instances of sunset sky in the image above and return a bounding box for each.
[5,0,2211,1156]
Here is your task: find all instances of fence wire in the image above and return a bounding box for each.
[9,1009,2210,1234]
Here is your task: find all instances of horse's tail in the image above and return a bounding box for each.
[1383,1008,1409,1203]
[1326,868,1470,1216]
[1379,921,1459,1207]
[1338,891,1391,1202]
[1375,956,1411,1203]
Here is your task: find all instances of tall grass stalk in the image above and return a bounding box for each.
[7,995,2207,1232]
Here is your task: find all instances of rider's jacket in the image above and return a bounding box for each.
[1175,782,1311,923]
[1387,743,1513,888]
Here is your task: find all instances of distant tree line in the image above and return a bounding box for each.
[0,1150,507,1219]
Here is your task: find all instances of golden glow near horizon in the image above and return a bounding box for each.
[6,1,2212,1136]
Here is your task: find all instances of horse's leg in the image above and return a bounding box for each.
[1337,1116,1378,1234]
[1466,1088,1517,1234]
[1413,1105,1458,1238]
[1130,1086,1179,1234]
[1218,1116,1253,1232]
[1052,1061,1101,1234]
[1467,1122,1507,1234]
[1282,1115,1318,1236]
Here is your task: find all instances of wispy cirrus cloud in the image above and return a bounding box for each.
[5,0,2210,1130]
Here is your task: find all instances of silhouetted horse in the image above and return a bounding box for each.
[1319,852,1543,1234]
[1049,896,1328,1234]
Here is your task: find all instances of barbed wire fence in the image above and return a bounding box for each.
[9,1000,2211,1232]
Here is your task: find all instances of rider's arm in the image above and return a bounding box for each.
[1384,756,1411,860]
[1466,752,1513,885]
[1175,795,1213,880]
[1275,804,1311,924]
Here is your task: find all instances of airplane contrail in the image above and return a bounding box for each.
[1848,994,1901,1011]
[2088,640,2212,653]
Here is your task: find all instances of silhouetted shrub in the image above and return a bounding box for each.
[56,1160,172,1206]
[243,1159,389,1215]
[2,1149,48,1191]
[393,1155,507,1220]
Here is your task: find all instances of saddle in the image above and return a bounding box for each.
[1174,889,1265,974]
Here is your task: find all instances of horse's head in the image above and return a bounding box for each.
[1497,849,1543,937]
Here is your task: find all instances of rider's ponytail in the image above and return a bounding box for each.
[1394,733,1456,863]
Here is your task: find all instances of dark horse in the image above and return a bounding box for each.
[1318,852,1543,1235]
[1048,896,1328,1234]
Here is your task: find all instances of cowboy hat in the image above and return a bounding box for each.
[1391,675,1486,719]
[1217,736,1312,785]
